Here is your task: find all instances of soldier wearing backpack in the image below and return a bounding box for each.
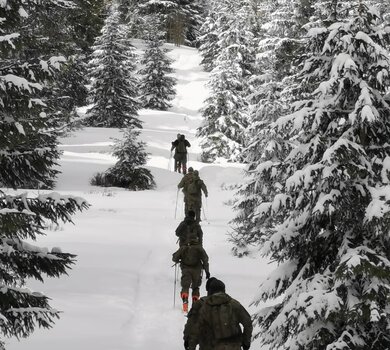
[183,277,218,350]
[175,210,203,246]
[171,134,191,174]
[184,170,208,222]
[172,238,210,313]
[194,279,253,350]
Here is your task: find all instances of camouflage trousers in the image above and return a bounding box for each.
[185,201,202,223]
[174,153,187,174]
[180,266,202,297]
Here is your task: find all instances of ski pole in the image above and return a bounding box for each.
[173,263,178,308]
[174,188,179,219]
[202,205,208,222]
[203,197,209,222]
[168,152,172,171]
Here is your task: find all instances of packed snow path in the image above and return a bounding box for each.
[7,45,271,350]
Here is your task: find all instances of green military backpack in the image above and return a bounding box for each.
[207,302,240,340]
[177,137,187,153]
[187,178,199,195]
[181,245,200,266]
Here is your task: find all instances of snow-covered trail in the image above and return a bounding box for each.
[7,45,271,350]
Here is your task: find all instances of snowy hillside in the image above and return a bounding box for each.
[7,45,271,350]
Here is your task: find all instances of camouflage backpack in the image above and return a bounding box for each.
[181,245,200,266]
[187,178,199,195]
[185,222,199,242]
[207,302,240,340]
[177,136,187,153]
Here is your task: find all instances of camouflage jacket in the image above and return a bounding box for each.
[184,297,213,350]
[178,174,208,201]
[197,293,253,348]
[172,244,209,272]
[175,217,203,246]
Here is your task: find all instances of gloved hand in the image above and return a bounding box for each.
[205,271,210,279]
[242,343,250,350]
[184,339,189,350]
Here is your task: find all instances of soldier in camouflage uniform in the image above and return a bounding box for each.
[172,238,210,313]
[183,277,218,350]
[175,210,203,246]
[186,279,253,350]
[178,167,194,214]
[171,134,191,174]
[178,169,208,222]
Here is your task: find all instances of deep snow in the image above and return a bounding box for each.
[6,44,272,350]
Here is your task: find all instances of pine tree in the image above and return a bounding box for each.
[0,192,88,349]
[233,3,390,349]
[197,0,256,162]
[197,57,249,162]
[177,0,204,46]
[52,0,105,119]
[91,128,155,190]
[0,3,90,346]
[85,2,141,128]
[139,21,176,110]
[0,0,81,189]
[197,0,229,72]
[138,0,203,46]
[232,0,315,242]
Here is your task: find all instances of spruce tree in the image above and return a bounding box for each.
[197,0,230,72]
[85,2,141,128]
[0,192,88,349]
[232,0,315,241]
[91,128,155,190]
[0,0,80,189]
[233,3,390,349]
[138,0,203,46]
[0,3,89,346]
[53,0,105,119]
[139,21,176,110]
[197,0,256,162]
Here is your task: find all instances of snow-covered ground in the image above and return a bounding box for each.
[7,44,272,350]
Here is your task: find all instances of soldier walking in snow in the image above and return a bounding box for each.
[183,277,218,350]
[171,133,191,174]
[186,279,253,350]
[175,210,203,246]
[178,169,208,222]
[172,238,210,313]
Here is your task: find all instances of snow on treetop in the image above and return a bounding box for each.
[49,56,66,70]
[365,186,390,221]
[0,33,20,48]
[38,192,88,207]
[322,138,363,163]
[274,107,310,132]
[285,163,322,191]
[2,74,42,92]
[355,31,375,46]
[330,53,357,77]
[258,260,298,298]
[313,190,341,215]
[18,6,28,17]
[307,27,327,38]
